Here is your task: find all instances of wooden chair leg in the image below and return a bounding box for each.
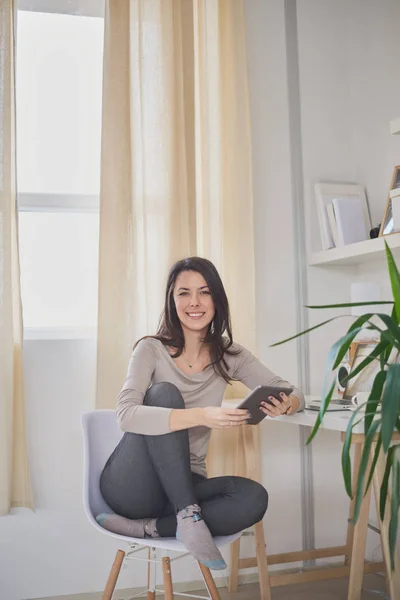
[162,556,174,600]
[228,537,241,592]
[198,563,221,600]
[102,549,125,600]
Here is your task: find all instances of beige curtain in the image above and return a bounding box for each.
[192,0,258,478]
[97,0,259,478]
[0,0,33,514]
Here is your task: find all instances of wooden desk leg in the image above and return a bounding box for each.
[228,538,241,593]
[344,442,362,566]
[254,520,271,600]
[347,451,373,600]
[243,425,271,600]
[372,447,400,599]
[228,427,245,592]
[243,425,261,483]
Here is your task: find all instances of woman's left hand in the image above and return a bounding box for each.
[259,392,295,418]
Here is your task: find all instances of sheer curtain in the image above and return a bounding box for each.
[0,0,33,514]
[96,0,258,477]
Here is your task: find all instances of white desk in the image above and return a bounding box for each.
[224,395,364,433]
[223,397,400,600]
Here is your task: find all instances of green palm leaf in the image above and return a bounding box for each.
[380,446,395,521]
[306,301,393,309]
[376,313,400,346]
[270,317,344,347]
[389,447,400,569]
[341,403,369,497]
[365,433,382,494]
[333,315,373,369]
[306,380,336,445]
[381,363,400,452]
[339,340,389,381]
[364,370,387,433]
[385,241,400,321]
[352,420,381,523]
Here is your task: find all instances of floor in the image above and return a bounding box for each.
[220,575,389,600]
[161,575,389,600]
[40,574,389,600]
[212,575,388,600]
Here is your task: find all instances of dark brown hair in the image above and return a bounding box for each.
[136,256,239,383]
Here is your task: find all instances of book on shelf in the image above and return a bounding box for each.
[326,202,339,247]
[325,197,368,247]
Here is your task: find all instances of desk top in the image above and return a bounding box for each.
[223,395,365,434]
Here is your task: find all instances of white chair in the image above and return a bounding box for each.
[82,410,243,600]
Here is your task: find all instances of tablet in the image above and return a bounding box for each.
[237,385,293,425]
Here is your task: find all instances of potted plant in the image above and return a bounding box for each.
[274,241,400,568]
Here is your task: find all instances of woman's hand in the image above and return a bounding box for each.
[200,406,250,429]
[259,393,298,418]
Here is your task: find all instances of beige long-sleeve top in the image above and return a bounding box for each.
[117,338,305,477]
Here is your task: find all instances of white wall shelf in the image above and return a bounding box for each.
[309,232,400,267]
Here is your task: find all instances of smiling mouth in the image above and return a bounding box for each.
[186,312,205,319]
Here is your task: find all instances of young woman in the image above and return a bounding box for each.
[97,257,304,570]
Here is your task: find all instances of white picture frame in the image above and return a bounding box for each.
[314,183,371,250]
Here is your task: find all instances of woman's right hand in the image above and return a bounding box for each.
[200,406,250,429]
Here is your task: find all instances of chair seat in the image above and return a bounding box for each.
[91,514,243,551]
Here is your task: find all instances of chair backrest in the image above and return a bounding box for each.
[81,410,123,519]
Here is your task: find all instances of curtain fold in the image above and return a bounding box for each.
[0,0,33,514]
[97,0,195,409]
[97,0,259,479]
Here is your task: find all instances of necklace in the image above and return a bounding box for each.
[183,344,204,369]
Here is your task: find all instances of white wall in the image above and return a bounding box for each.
[245,0,304,557]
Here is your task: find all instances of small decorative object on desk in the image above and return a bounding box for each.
[315,182,371,249]
[379,165,400,236]
[334,340,380,400]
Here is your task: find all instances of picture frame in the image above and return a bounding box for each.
[379,165,400,236]
[343,340,381,399]
[315,182,371,250]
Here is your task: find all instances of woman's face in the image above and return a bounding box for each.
[173,270,215,336]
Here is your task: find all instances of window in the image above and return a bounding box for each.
[16,3,104,337]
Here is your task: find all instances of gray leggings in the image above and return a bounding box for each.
[100,382,269,537]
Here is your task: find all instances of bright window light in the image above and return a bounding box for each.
[16,10,104,195]
[19,212,100,328]
[16,8,104,332]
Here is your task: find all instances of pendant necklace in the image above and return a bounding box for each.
[183,344,204,369]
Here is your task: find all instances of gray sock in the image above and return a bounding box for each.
[96,513,159,538]
[176,504,226,570]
